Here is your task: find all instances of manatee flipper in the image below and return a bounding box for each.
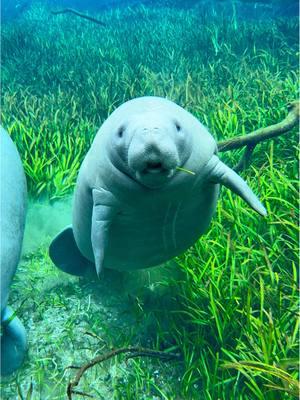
[91,188,119,277]
[209,155,267,216]
[1,306,27,376]
[49,225,92,276]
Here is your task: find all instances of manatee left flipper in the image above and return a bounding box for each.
[49,225,93,276]
[208,155,267,216]
[91,188,119,277]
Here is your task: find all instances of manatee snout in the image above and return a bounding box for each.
[128,127,180,187]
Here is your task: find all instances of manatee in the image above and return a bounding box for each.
[49,96,266,277]
[1,126,27,375]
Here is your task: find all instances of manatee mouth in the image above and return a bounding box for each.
[135,161,175,187]
[144,162,163,174]
[142,161,174,177]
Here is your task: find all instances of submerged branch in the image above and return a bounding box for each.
[217,101,299,152]
[233,144,255,172]
[50,8,107,27]
[67,346,180,399]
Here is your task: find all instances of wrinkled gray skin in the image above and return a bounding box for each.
[1,126,27,376]
[50,97,266,277]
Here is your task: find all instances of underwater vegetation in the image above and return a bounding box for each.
[0,1,299,399]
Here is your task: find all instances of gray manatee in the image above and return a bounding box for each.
[49,96,266,276]
[1,126,27,375]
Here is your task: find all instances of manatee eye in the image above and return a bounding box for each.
[117,126,125,138]
[175,122,181,132]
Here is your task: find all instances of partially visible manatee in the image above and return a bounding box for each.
[1,126,27,376]
[49,96,266,277]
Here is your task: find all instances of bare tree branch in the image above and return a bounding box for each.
[67,346,181,399]
[217,101,299,152]
[233,144,255,172]
[50,9,107,27]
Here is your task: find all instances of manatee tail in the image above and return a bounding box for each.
[49,226,93,276]
[209,155,267,216]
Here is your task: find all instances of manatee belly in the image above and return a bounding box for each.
[79,184,219,271]
[105,211,204,270]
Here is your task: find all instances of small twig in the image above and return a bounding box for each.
[67,346,181,399]
[50,8,107,27]
[217,101,299,152]
[83,330,105,343]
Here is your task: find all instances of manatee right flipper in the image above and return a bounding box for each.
[49,226,93,276]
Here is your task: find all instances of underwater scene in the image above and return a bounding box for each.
[0,0,299,399]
